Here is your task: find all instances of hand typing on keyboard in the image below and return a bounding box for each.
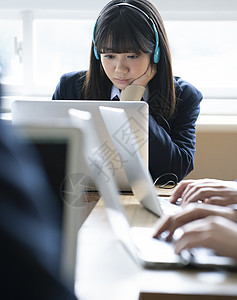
[152,203,237,260]
[169,178,237,206]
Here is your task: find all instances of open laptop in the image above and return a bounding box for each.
[16,125,95,289]
[11,100,148,192]
[69,108,237,271]
[99,105,181,217]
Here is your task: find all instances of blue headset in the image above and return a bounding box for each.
[92,2,160,63]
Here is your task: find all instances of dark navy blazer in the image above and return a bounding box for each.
[52,71,203,182]
[0,121,76,299]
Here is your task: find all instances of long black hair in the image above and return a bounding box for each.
[84,0,175,119]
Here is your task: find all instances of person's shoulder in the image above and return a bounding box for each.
[60,70,87,83]
[174,76,203,104]
[53,70,87,99]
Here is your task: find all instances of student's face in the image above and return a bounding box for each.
[100,52,151,90]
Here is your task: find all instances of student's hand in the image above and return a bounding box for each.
[153,203,237,241]
[169,179,237,206]
[174,216,237,259]
[132,64,156,87]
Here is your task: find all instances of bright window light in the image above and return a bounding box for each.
[1,17,237,99]
[0,20,23,85]
[165,21,237,97]
[33,19,94,87]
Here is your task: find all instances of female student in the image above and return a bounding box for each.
[52,0,203,183]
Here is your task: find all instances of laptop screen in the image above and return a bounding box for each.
[17,125,87,289]
[32,141,68,229]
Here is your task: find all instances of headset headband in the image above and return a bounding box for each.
[93,2,160,63]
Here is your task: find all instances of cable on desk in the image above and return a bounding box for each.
[153,173,178,189]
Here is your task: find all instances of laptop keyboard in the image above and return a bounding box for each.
[158,197,181,215]
[130,227,182,264]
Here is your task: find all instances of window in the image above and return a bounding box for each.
[1,10,237,102]
[33,19,93,89]
[165,21,237,98]
[0,20,23,86]
[0,13,95,97]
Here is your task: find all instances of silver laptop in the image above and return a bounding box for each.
[69,108,237,270]
[99,105,180,217]
[16,125,93,289]
[11,100,148,192]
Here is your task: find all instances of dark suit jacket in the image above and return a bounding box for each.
[0,121,77,299]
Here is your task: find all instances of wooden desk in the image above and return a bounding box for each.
[74,194,237,300]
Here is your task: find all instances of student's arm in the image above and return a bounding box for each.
[169,179,237,206]
[149,79,202,182]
